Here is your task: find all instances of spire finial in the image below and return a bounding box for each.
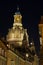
[17,6,19,11]
[15,5,21,15]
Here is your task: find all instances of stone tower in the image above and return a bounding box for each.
[6,7,29,47]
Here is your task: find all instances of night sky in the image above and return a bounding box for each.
[0,0,43,57]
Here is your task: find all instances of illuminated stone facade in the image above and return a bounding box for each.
[0,9,40,65]
[5,7,39,65]
[0,39,7,65]
[39,16,43,65]
[0,39,32,65]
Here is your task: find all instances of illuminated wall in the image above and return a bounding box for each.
[38,16,43,65]
[0,40,7,65]
[39,16,43,46]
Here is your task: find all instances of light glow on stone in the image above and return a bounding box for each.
[26,53,29,57]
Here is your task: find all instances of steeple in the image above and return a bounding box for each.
[6,7,29,47]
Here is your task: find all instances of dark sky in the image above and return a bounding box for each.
[0,0,43,57]
[0,0,43,35]
[0,0,43,36]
